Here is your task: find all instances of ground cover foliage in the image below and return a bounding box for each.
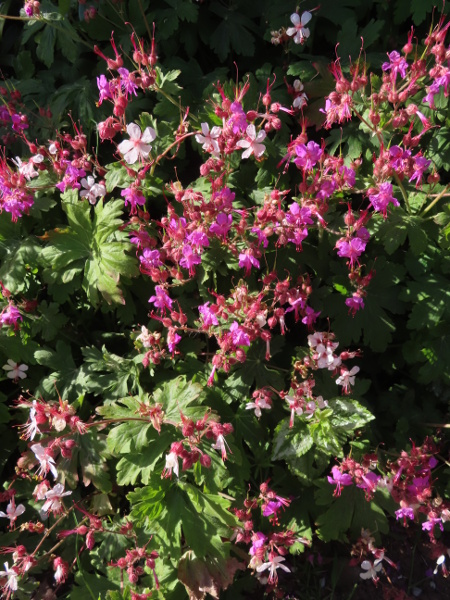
[0,0,449,598]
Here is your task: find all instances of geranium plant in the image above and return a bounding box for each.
[0,1,449,599]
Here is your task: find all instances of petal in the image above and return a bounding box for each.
[301,11,312,26]
[246,124,256,139]
[141,127,156,143]
[126,122,142,140]
[290,13,300,26]
[124,148,139,164]
[117,140,134,155]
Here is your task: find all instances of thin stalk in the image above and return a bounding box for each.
[421,183,450,216]
[393,172,411,214]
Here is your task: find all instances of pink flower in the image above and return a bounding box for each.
[31,443,58,479]
[41,483,72,516]
[336,366,360,393]
[0,562,19,593]
[286,12,312,44]
[179,244,202,276]
[2,360,28,380]
[195,123,221,154]
[79,176,106,205]
[256,553,290,584]
[162,452,179,478]
[236,124,266,159]
[198,302,219,327]
[117,123,156,164]
[0,498,25,525]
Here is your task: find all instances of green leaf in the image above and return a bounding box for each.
[153,376,205,420]
[42,199,138,306]
[272,420,314,462]
[78,431,112,493]
[36,25,56,67]
[31,301,69,341]
[0,237,40,294]
[328,397,375,431]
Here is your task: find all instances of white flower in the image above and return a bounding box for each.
[79,175,106,205]
[31,443,58,479]
[236,124,266,159]
[0,562,18,592]
[195,122,221,154]
[336,366,360,390]
[256,555,290,584]
[2,360,28,380]
[286,12,312,45]
[41,484,72,516]
[117,123,156,164]
[0,499,25,523]
[245,398,271,418]
[162,452,179,478]
[360,559,382,581]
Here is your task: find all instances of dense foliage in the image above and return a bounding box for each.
[0,1,449,599]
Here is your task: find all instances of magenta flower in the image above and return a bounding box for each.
[121,186,146,214]
[395,506,415,523]
[409,155,431,187]
[228,101,247,134]
[382,51,408,80]
[0,304,22,329]
[327,466,353,496]
[229,322,250,347]
[209,213,232,238]
[149,286,173,314]
[249,532,267,555]
[294,141,322,170]
[199,302,219,327]
[139,248,162,271]
[368,182,400,217]
[97,74,114,104]
[118,68,138,97]
[336,237,366,267]
[238,250,260,275]
[301,306,321,329]
[345,294,364,316]
[179,244,202,276]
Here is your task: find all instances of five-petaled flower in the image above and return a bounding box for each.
[286,12,312,45]
[118,122,156,164]
[41,483,72,516]
[236,124,266,159]
[0,498,25,525]
[2,360,28,380]
[256,553,291,584]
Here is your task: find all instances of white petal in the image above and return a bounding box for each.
[126,123,142,140]
[301,11,312,26]
[290,13,300,26]
[141,127,156,143]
